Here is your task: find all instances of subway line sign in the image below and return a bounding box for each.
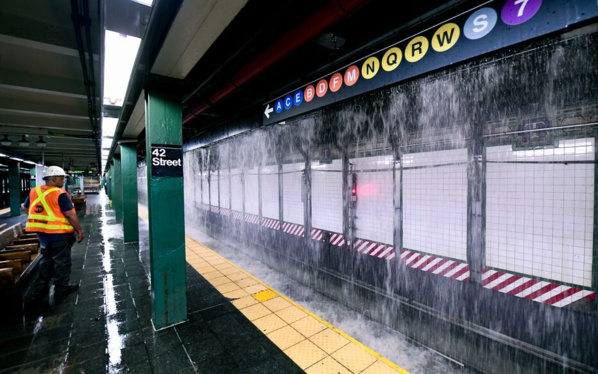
[263,0,598,125]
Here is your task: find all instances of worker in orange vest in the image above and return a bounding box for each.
[22,166,84,305]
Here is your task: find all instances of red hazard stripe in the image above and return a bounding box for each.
[401,251,420,264]
[414,256,436,270]
[436,262,460,277]
[543,287,581,305]
[450,265,469,280]
[481,271,505,287]
[524,283,560,300]
[507,279,539,296]
[492,275,522,291]
[426,258,449,273]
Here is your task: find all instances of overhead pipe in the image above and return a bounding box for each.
[183,0,371,125]
[71,0,102,167]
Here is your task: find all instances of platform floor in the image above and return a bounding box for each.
[0,193,407,373]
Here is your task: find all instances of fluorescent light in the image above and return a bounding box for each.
[103,117,118,138]
[103,31,141,108]
[132,0,153,6]
[102,137,113,149]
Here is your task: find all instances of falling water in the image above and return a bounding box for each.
[179,28,598,372]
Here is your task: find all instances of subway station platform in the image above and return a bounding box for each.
[0,193,407,373]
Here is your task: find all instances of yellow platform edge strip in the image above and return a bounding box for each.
[138,206,408,373]
[184,235,409,374]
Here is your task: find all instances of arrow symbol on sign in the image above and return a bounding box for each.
[264,104,273,119]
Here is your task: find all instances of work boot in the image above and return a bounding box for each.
[54,284,79,299]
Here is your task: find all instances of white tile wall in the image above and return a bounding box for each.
[486,138,595,287]
[402,148,468,261]
[283,163,304,224]
[352,155,394,245]
[201,169,209,206]
[209,170,220,207]
[261,166,279,220]
[230,168,243,212]
[312,159,343,233]
[245,168,259,215]
[220,168,230,210]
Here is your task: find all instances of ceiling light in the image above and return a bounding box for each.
[18,135,30,147]
[0,135,12,146]
[36,136,47,148]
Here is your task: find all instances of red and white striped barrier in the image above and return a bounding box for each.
[311,229,323,241]
[283,222,305,237]
[329,233,346,247]
[231,210,244,220]
[481,269,595,308]
[261,217,281,230]
[203,207,595,309]
[244,213,260,225]
[353,239,396,260]
[398,249,470,282]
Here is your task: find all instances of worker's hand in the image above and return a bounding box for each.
[77,231,85,243]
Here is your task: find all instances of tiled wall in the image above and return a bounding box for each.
[312,159,343,234]
[283,162,304,225]
[261,166,279,220]
[220,168,230,210]
[352,155,394,245]
[245,168,259,216]
[210,170,219,207]
[183,134,595,290]
[201,169,209,206]
[486,138,595,287]
[231,168,243,212]
[402,148,468,261]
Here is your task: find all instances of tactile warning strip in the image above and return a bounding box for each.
[184,237,409,373]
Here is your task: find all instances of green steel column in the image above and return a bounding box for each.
[109,167,114,200]
[113,156,123,223]
[145,75,187,329]
[8,161,21,217]
[120,142,139,242]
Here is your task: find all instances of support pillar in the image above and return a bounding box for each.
[145,75,187,329]
[467,130,484,284]
[107,168,113,199]
[113,156,123,223]
[120,141,139,242]
[8,161,21,217]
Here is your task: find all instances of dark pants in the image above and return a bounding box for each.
[33,237,76,298]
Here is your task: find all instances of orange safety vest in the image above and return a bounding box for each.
[25,186,75,234]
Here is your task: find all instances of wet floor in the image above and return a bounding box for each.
[0,193,302,373]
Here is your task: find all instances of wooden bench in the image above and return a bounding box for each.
[0,224,41,312]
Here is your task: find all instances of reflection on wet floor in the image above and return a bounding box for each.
[0,193,303,373]
[0,192,412,373]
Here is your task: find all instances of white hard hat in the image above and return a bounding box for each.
[43,166,67,179]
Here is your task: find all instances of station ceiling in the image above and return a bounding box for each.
[0,0,483,172]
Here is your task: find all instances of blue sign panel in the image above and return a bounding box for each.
[262,0,598,125]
